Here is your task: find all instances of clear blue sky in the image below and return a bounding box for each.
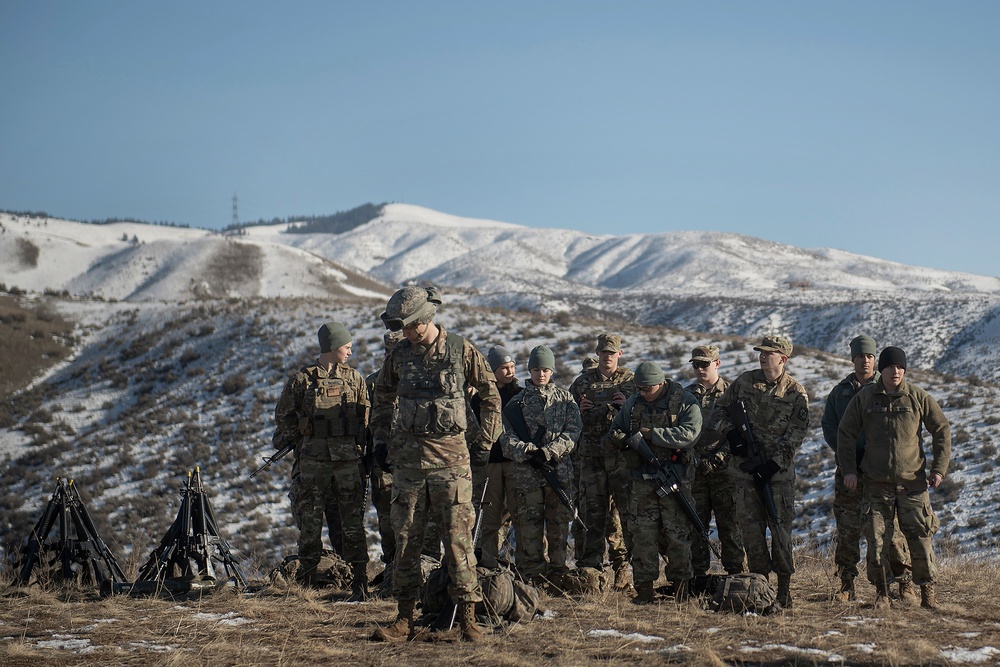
[3,1,998,277]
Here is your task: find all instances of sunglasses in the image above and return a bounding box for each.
[691,360,711,369]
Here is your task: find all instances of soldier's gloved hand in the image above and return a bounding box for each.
[727,429,748,458]
[470,441,491,468]
[527,448,548,466]
[752,459,781,484]
[605,429,628,451]
[373,440,392,472]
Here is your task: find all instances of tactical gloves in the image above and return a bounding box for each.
[373,440,392,472]
[727,429,748,458]
[751,459,781,484]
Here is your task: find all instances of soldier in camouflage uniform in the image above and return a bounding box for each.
[715,335,809,608]
[607,361,702,603]
[471,346,522,569]
[838,346,950,610]
[499,346,582,585]
[822,335,912,603]
[685,345,745,578]
[366,330,405,566]
[569,334,635,587]
[370,286,501,643]
[274,322,371,600]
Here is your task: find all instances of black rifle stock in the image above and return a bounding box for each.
[624,432,721,561]
[726,399,787,552]
[503,400,587,532]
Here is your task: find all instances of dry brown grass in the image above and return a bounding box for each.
[2,553,999,667]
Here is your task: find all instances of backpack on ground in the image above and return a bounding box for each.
[710,573,779,615]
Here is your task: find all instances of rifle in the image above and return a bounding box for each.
[503,399,588,532]
[623,432,721,561]
[250,438,296,478]
[725,399,787,553]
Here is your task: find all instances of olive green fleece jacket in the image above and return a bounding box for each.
[837,378,951,488]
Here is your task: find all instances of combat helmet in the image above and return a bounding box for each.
[380,286,442,331]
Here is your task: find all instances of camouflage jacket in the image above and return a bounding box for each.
[569,366,635,457]
[611,381,702,479]
[821,371,879,466]
[837,378,951,489]
[714,369,809,482]
[274,361,369,462]
[685,376,730,460]
[500,380,582,488]
[371,326,501,470]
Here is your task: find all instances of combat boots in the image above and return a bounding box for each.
[370,599,416,642]
[347,563,369,602]
[873,583,891,610]
[458,602,483,642]
[898,580,918,606]
[631,580,655,605]
[833,575,856,602]
[920,584,938,609]
[776,574,793,608]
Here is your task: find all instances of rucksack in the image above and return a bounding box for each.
[710,573,779,615]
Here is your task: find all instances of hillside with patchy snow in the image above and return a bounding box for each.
[3,203,1000,383]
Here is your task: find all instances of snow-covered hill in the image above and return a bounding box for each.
[3,203,1000,382]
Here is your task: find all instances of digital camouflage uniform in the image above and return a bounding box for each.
[275,361,370,579]
[715,368,809,578]
[499,379,582,581]
[822,371,911,585]
[686,376,746,575]
[569,365,635,571]
[371,326,501,605]
[837,378,950,588]
[609,381,702,586]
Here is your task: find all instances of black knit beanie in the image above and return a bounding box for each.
[877,346,906,372]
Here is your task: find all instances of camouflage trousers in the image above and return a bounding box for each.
[512,483,572,579]
[478,460,516,569]
[371,461,395,563]
[290,457,344,556]
[629,479,693,583]
[735,478,795,576]
[690,469,745,575]
[390,465,482,604]
[863,481,940,586]
[833,469,910,581]
[295,457,368,575]
[572,454,631,570]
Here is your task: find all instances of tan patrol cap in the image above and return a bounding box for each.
[690,345,720,363]
[596,333,621,352]
[753,335,793,357]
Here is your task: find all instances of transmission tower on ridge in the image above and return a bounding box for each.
[232,193,239,229]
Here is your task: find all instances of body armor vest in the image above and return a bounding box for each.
[393,332,468,436]
[307,369,359,438]
[625,381,687,473]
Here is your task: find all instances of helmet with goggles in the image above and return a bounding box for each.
[380,286,442,331]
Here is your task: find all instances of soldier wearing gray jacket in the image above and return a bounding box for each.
[838,346,950,609]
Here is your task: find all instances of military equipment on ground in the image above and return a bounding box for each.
[725,399,787,553]
[624,432,722,561]
[503,399,588,532]
[15,478,127,588]
[130,467,246,593]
